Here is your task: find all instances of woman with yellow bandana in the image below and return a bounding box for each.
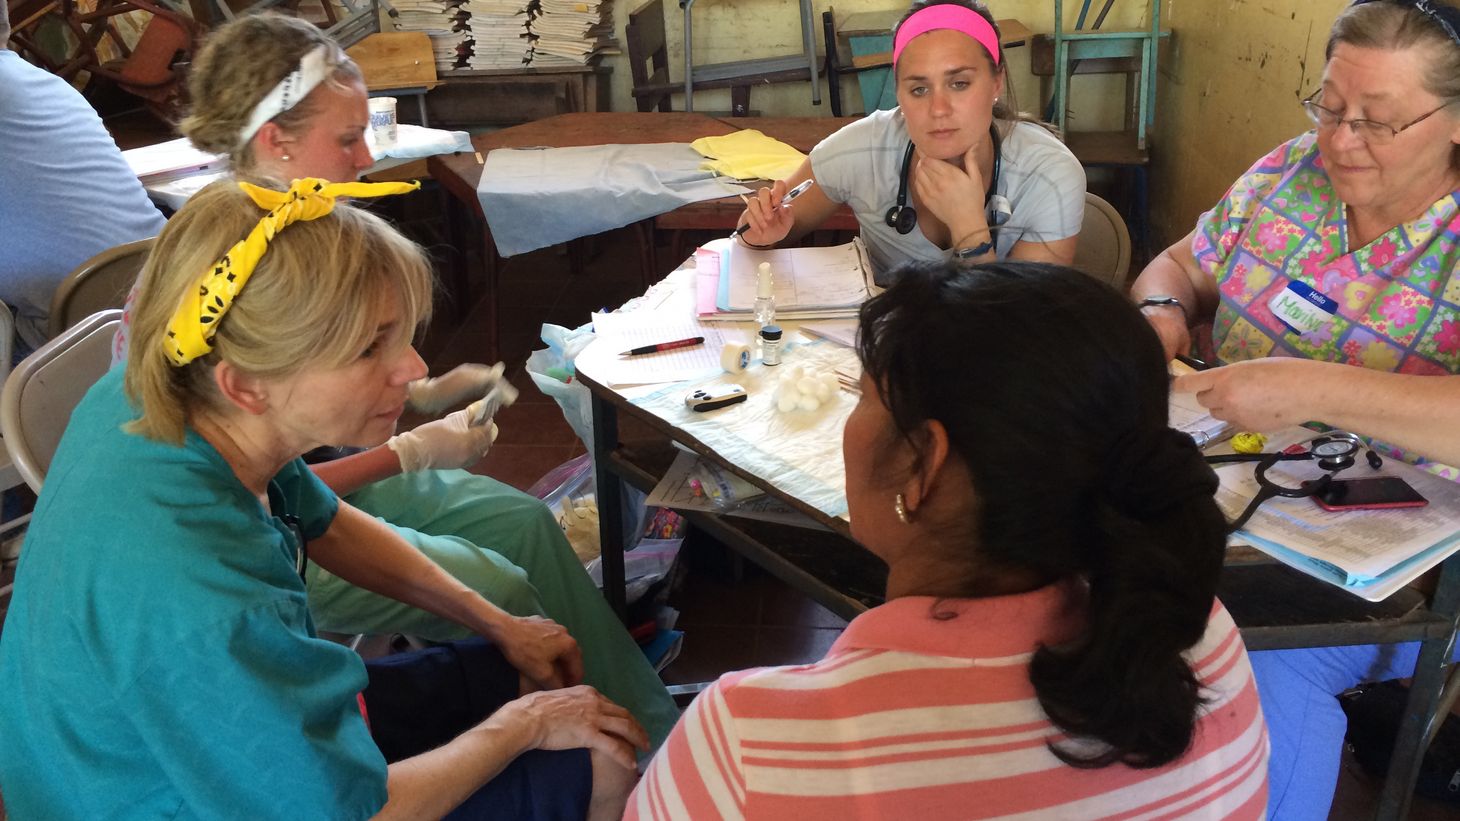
[112,12,679,749]
[0,178,647,818]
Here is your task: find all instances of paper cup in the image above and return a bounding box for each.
[368,96,398,149]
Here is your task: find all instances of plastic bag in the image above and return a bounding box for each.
[525,322,597,453]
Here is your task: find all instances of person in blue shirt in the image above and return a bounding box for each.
[0,1,166,356]
[0,176,646,819]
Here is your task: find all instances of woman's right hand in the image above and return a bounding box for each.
[737,179,795,246]
[493,614,585,691]
[502,685,649,770]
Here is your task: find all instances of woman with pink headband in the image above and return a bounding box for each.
[735,0,1085,282]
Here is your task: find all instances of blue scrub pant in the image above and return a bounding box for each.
[1253,640,1460,820]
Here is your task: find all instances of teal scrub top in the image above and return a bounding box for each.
[0,368,388,819]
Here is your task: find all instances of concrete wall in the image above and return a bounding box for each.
[597,0,1351,249]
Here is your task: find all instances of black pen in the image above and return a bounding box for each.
[619,336,705,357]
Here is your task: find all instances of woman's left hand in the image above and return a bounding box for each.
[493,615,585,691]
[912,146,986,228]
[1172,358,1318,431]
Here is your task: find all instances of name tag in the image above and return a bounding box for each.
[1267,281,1337,336]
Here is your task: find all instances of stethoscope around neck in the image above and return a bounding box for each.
[1204,431,1382,533]
[884,123,1012,237]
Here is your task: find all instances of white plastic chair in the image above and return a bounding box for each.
[1073,191,1132,289]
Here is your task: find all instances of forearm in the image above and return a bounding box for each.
[310,503,511,638]
[1299,365,1460,466]
[377,710,533,820]
[309,447,402,497]
[1130,231,1219,320]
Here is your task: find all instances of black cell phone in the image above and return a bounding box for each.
[1312,477,1428,511]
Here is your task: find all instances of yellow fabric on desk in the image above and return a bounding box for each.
[690,129,806,182]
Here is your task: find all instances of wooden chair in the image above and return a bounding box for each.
[48,237,153,339]
[625,0,810,117]
[1072,192,1131,288]
[822,7,887,118]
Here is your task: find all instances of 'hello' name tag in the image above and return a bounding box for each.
[1267,281,1338,336]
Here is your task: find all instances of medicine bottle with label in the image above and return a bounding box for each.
[760,324,783,366]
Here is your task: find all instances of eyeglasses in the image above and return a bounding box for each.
[1301,91,1456,145]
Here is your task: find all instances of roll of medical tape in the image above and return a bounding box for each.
[721,343,750,373]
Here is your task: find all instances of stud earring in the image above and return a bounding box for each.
[894,493,911,524]
[281,153,292,162]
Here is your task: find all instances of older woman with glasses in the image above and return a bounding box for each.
[1129,1,1460,817]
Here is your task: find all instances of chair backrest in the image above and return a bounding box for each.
[0,299,23,495]
[48,237,153,339]
[2,310,124,493]
[1073,192,1132,288]
[626,0,673,112]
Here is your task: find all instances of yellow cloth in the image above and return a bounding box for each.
[165,177,420,366]
[690,129,806,182]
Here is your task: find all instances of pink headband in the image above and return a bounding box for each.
[892,5,1001,67]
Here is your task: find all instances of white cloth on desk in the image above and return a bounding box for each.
[809,108,1086,278]
[368,123,472,161]
[476,143,750,257]
[628,339,858,521]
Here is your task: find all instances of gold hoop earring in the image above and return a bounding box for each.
[894,493,911,524]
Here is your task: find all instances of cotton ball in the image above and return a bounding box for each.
[796,377,818,395]
[778,393,799,413]
[819,372,839,392]
[813,380,833,402]
[797,394,821,412]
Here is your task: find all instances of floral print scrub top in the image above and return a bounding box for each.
[1193,132,1460,478]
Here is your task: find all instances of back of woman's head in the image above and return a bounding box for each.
[181,12,361,168]
[124,179,434,444]
[857,260,1227,768]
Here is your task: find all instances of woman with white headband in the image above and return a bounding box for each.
[735,0,1085,282]
[114,12,679,749]
[0,177,646,818]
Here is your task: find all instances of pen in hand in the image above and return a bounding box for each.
[619,336,705,357]
[735,179,816,236]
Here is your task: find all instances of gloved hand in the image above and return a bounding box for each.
[406,362,506,416]
[386,408,499,472]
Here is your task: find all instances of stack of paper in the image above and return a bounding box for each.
[1169,360,1230,448]
[390,0,471,71]
[460,0,533,68]
[529,0,617,65]
[698,238,875,321]
[1205,426,1460,602]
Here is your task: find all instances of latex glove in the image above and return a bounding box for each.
[406,362,506,415]
[386,408,499,472]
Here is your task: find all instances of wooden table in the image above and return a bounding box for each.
[426,112,858,361]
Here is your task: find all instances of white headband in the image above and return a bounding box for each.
[238,44,337,147]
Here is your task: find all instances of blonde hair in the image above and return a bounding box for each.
[124,179,434,444]
[180,12,363,170]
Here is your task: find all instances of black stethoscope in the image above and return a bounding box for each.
[1205,431,1382,533]
[885,123,1012,236]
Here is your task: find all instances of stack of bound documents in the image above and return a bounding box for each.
[460,0,533,68]
[529,0,617,65]
[389,0,471,71]
[697,238,876,321]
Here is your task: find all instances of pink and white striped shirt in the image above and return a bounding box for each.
[629,582,1268,820]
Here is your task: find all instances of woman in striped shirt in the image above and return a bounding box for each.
[628,260,1269,819]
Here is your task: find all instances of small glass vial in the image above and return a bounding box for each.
[754,261,776,327]
[760,324,783,366]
